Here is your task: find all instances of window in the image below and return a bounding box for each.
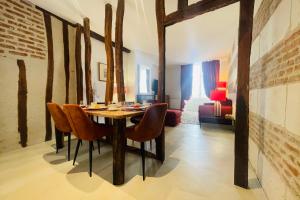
[138,65,151,94]
[192,63,206,98]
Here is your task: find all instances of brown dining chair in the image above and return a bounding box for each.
[63,104,113,177]
[125,103,168,180]
[47,102,73,161]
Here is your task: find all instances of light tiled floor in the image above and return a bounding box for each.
[0,124,267,200]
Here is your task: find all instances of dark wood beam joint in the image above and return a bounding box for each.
[177,0,188,10]
[165,0,239,26]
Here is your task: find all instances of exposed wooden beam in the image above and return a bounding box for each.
[155,0,166,163]
[234,0,255,188]
[75,24,83,104]
[36,5,131,53]
[43,12,54,141]
[83,17,93,105]
[156,0,166,103]
[165,0,239,26]
[105,4,114,105]
[177,0,188,10]
[17,59,28,147]
[115,0,126,102]
[63,21,70,104]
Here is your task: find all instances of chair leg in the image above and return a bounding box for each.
[67,133,71,161]
[89,141,93,177]
[56,143,59,154]
[97,139,100,154]
[141,142,145,181]
[73,139,81,166]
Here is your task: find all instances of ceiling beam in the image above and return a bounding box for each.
[165,0,239,27]
[35,5,131,53]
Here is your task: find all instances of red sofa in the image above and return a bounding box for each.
[198,99,232,125]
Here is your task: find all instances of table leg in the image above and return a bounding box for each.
[155,127,165,162]
[112,118,126,185]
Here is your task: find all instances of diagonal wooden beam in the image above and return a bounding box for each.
[177,0,188,10]
[165,0,239,26]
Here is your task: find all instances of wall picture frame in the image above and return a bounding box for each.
[98,63,107,82]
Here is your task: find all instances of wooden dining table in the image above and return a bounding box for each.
[83,108,165,185]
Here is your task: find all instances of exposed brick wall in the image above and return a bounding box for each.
[250,112,300,196]
[0,0,46,59]
[250,27,300,89]
[252,0,282,41]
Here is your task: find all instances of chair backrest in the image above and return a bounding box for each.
[47,102,72,133]
[63,104,95,140]
[135,103,168,141]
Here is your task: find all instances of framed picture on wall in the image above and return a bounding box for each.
[98,63,107,82]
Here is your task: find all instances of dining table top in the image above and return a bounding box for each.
[84,106,146,119]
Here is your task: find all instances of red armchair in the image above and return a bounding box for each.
[198,99,232,125]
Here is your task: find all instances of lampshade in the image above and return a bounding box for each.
[210,90,226,101]
[216,81,227,88]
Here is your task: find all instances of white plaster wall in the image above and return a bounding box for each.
[166,65,181,109]
[0,57,24,152]
[52,17,66,105]
[0,17,77,153]
[247,1,300,199]
[80,36,154,104]
[286,82,300,136]
[126,50,158,101]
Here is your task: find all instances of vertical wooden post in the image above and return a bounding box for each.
[63,21,70,103]
[83,17,93,105]
[44,12,54,141]
[112,118,126,185]
[156,0,166,162]
[115,0,126,102]
[17,59,27,147]
[105,4,114,105]
[75,24,83,104]
[234,0,254,188]
[156,0,166,103]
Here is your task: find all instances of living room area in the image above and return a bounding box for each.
[1,0,299,199]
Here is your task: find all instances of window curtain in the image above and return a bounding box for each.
[202,60,220,98]
[180,64,193,110]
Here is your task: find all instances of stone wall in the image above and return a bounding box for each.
[228,0,300,199]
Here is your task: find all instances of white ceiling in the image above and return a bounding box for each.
[29,0,240,65]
